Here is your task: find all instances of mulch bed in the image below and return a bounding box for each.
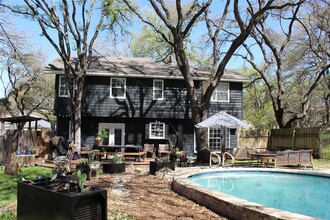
[87,171,227,220]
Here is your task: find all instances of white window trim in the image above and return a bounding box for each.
[208,128,222,151]
[211,82,229,102]
[59,76,68,97]
[149,122,165,139]
[153,79,164,100]
[110,77,126,99]
[99,123,125,146]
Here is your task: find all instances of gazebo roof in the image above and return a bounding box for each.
[0,116,42,123]
[0,116,42,130]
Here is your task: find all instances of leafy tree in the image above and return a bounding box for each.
[241,67,277,129]
[123,0,303,161]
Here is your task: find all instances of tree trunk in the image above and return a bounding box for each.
[72,74,84,153]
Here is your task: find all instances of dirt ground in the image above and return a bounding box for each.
[87,170,227,220]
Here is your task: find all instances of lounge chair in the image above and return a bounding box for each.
[213,148,258,167]
[230,147,259,166]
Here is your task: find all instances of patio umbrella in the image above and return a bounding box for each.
[195,111,250,129]
[195,111,250,167]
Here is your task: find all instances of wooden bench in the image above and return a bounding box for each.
[274,150,314,169]
[122,144,148,161]
[96,151,116,160]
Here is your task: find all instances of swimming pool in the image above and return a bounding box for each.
[172,168,330,220]
[189,171,330,219]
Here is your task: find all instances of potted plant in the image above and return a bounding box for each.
[88,151,96,161]
[76,158,91,180]
[96,128,109,146]
[102,152,126,174]
[17,172,107,220]
[179,151,188,167]
[149,156,175,175]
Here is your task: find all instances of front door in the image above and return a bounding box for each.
[99,123,125,146]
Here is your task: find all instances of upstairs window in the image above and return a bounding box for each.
[211,82,229,102]
[149,122,165,139]
[153,79,164,100]
[110,78,126,99]
[59,76,69,97]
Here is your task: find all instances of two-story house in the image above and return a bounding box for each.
[45,56,249,154]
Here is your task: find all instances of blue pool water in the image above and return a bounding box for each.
[189,171,330,219]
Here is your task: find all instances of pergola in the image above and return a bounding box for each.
[0,115,42,130]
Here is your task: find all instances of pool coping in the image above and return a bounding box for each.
[172,167,328,220]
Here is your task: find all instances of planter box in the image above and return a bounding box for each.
[17,178,107,220]
[149,161,175,175]
[102,163,126,174]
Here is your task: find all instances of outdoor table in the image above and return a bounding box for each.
[97,145,142,159]
[98,145,142,153]
[250,152,276,167]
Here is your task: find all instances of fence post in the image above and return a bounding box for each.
[292,128,295,150]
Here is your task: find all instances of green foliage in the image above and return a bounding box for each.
[240,66,277,129]
[108,210,136,220]
[0,167,52,207]
[79,158,89,165]
[131,24,172,62]
[76,170,87,191]
[96,128,109,141]
[112,152,123,164]
[156,157,169,163]
[0,210,16,220]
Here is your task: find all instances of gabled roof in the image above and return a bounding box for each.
[45,56,249,83]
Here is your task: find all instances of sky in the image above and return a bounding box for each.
[0,0,254,98]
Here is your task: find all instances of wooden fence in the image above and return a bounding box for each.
[0,130,50,165]
[238,129,270,150]
[321,129,330,159]
[239,127,326,158]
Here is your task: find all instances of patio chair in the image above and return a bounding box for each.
[145,144,155,158]
[158,144,171,158]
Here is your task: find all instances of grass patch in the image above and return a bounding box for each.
[0,210,16,220]
[0,166,53,207]
[313,159,330,169]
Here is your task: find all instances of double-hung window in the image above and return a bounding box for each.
[153,79,164,100]
[110,78,126,99]
[209,128,222,151]
[149,122,165,139]
[59,76,69,97]
[211,82,229,102]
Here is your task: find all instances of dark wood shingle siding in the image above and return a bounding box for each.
[55,75,244,120]
[81,76,192,119]
[208,82,243,119]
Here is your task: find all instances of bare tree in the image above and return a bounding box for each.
[1,53,55,129]
[0,13,54,128]
[303,0,330,127]
[1,0,128,152]
[123,0,303,161]
[239,0,330,128]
